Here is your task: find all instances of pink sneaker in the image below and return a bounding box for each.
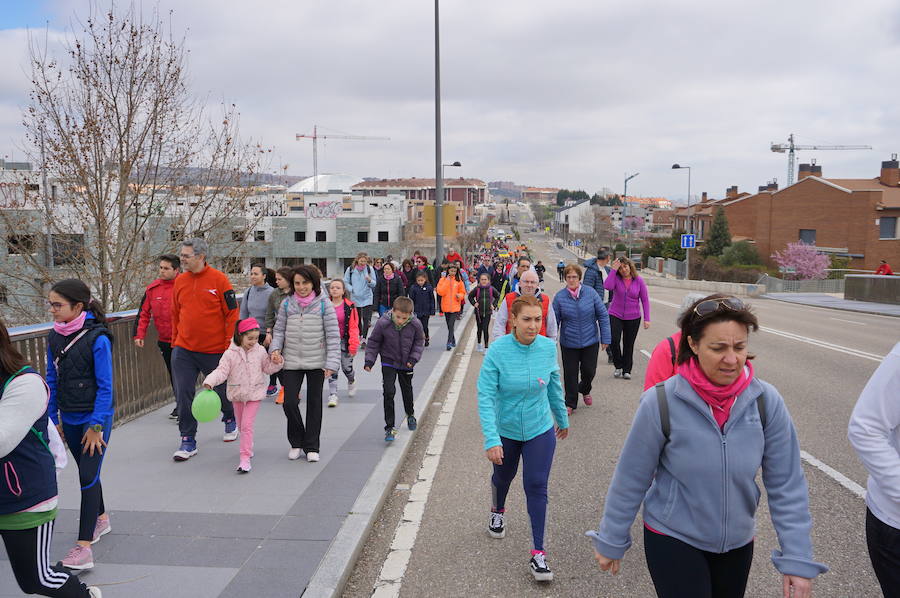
[91,517,111,544]
[61,544,94,570]
[583,394,593,406]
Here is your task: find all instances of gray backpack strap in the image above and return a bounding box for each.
[655,383,670,441]
[756,394,767,429]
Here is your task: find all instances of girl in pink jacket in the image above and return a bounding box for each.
[203,318,283,473]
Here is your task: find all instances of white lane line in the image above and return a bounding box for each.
[800,451,866,499]
[650,297,869,499]
[650,298,883,362]
[830,317,867,326]
[640,349,652,359]
[371,333,475,598]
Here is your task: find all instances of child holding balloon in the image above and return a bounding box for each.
[203,318,282,473]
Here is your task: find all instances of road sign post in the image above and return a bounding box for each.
[680,234,696,279]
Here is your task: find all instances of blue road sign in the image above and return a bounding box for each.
[680,234,696,249]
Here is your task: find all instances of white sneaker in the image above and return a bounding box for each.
[328,394,338,408]
[306,451,320,463]
[88,588,103,598]
[288,448,302,460]
[348,381,357,397]
[614,369,623,379]
[476,342,483,353]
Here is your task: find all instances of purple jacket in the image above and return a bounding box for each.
[603,270,650,321]
[364,311,425,371]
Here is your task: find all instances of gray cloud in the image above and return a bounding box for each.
[2,0,899,198]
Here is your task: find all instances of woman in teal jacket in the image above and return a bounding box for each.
[477,294,569,583]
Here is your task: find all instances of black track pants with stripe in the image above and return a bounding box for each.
[0,520,91,596]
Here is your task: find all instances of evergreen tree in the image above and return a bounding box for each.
[702,207,731,257]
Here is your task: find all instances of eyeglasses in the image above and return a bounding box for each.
[179,253,196,259]
[693,297,745,317]
[47,301,68,311]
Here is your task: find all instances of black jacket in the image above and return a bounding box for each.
[47,320,111,413]
[375,276,406,309]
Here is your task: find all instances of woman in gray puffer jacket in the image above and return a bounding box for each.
[270,265,340,463]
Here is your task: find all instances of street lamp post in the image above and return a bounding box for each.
[672,164,692,279]
[622,172,639,258]
[434,0,444,265]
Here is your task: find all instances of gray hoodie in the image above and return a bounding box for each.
[587,374,827,579]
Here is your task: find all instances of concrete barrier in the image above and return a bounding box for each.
[845,274,900,305]
[642,271,766,297]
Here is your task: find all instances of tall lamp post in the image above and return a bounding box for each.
[671,164,692,279]
[434,0,445,265]
[622,172,639,257]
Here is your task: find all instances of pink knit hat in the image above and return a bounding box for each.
[238,318,260,334]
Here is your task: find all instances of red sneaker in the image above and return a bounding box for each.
[583,394,593,406]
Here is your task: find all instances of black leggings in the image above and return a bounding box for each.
[281,369,325,452]
[417,315,431,340]
[0,521,91,596]
[560,343,599,410]
[610,315,641,374]
[475,312,492,345]
[356,305,374,340]
[445,311,460,345]
[644,528,753,598]
[62,421,110,543]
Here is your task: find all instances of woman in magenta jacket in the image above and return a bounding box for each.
[603,257,650,380]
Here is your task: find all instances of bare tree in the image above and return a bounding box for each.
[2,3,270,322]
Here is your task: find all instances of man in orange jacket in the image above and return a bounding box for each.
[170,238,240,462]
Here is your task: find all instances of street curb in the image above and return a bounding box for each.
[761,295,900,318]
[302,309,474,598]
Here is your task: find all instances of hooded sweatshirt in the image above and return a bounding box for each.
[202,342,283,403]
[586,374,828,579]
[364,311,425,371]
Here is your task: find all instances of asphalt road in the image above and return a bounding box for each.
[344,230,891,597]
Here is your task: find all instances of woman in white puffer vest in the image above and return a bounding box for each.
[270,265,340,463]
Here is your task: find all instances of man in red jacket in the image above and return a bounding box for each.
[875,259,894,276]
[134,254,180,419]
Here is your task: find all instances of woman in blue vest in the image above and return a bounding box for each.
[45,280,113,572]
[552,264,611,414]
[0,319,101,596]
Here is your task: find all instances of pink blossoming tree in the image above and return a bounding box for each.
[771,243,830,280]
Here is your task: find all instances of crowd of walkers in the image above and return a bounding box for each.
[2,231,898,598]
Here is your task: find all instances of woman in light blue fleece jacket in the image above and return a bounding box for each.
[478,294,569,583]
[587,296,826,598]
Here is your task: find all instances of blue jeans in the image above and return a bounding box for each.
[490,427,556,551]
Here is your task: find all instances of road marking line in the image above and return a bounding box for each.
[829,317,866,326]
[640,349,652,359]
[371,333,476,598]
[650,298,883,362]
[800,451,866,499]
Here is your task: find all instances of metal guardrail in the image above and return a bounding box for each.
[756,274,845,294]
[11,308,176,427]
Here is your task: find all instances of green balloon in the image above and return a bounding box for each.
[192,389,221,423]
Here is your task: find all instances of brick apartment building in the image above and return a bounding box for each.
[352,177,487,239]
[680,159,900,271]
[521,187,559,203]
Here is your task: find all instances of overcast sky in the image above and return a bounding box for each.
[1,0,899,200]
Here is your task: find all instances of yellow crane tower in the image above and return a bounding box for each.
[770,133,871,186]
[295,125,390,194]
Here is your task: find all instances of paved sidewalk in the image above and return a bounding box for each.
[0,315,464,598]
[763,292,900,317]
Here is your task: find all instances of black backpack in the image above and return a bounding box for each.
[655,382,766,442]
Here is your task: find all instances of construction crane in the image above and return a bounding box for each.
[770,133,871,186]
[295,125,390,194]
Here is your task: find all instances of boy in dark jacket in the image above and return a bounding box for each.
[407,271,436,347]
[364,297,426,442]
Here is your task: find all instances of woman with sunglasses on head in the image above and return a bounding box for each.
[603,257,650,380]
[45,280,114,572]
[587,296,826,598]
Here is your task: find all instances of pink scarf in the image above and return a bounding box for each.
[567,284,581,299]
[293,292,317,309]
[54,312,87,336]
[384,273,395,281]
[677,358,754,430]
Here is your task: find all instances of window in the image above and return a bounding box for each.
[357,231,369,243]
[290,206,303,212]
[312,258,327,277]
[221,257,242,274]
[879,217,897,239]
[315,231,327,242]
[254,230,265,242]
[377,231,389,242]
[294,231,306,242]
[232,230,244,242]
[7,234,37,255]
[169,229,184,242]
[52,234,84,266]
[0,285,7,304]
[25,184,39,191]
[799,229,816,245]
[252,257,267,267]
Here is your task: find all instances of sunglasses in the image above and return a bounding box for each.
[693,297,745,317]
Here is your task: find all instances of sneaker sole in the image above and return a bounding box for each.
[63,561,94,571]
[488,528,505,539]
[223,435,238,442]
[173,450,197,462]
[328,403,337,408]
[531,569,553,582]
[90,525,111,545]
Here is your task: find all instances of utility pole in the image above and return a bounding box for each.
[434,0,445,265]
